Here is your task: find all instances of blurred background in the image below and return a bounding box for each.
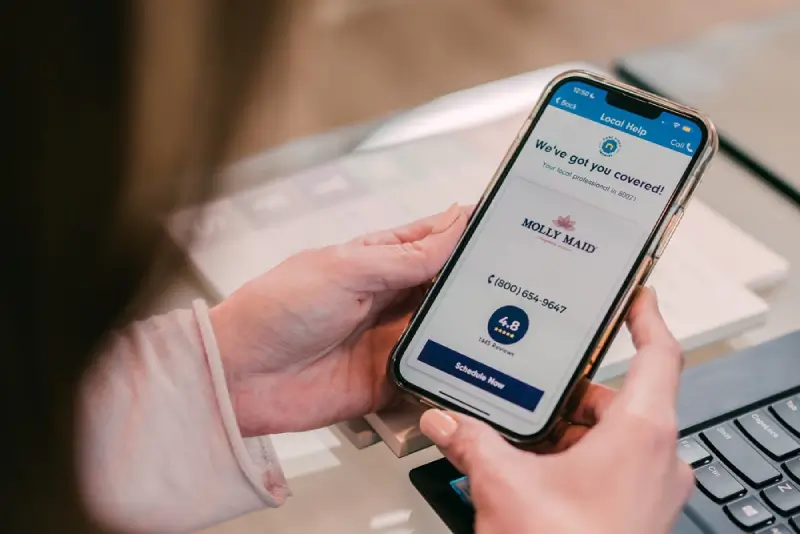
[230,0,793,160]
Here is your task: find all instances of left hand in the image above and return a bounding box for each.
[210,205,469,437]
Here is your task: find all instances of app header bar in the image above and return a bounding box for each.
[548,80,702,157]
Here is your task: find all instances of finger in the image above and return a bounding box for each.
[420,410,515,475]
[338,206,469,292]
[627,287,677,352]
[568,383,616,426]
[354,204,468,247]
[676,460,696,504]
[618,287,684,414]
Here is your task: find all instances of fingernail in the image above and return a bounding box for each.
[420,409,458,444]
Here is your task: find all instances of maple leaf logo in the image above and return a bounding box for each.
[553,215,576,231]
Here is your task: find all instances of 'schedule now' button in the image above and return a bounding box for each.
[417,340,544,411]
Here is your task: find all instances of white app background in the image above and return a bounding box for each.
[399,105,693,435]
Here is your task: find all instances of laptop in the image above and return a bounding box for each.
[614,11,800,207]
[411,329,800,533]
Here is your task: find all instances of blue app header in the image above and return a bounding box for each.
[548,80,702,157]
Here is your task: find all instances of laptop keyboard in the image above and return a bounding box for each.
[682,394,800,532]
[447,393,800,532]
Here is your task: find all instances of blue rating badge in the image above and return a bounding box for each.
[487,305,529,345]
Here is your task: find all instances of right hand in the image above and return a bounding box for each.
[420,288,694,534]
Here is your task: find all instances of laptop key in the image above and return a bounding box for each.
[763,481,800,515]
[772,397,800,438]
[685,486,747,533]
[702,424,782,488]
[695,461,746,503]
[738,410,800,460]
[678,437,712,467]
[757,523,791,534]
[790,514,800,532]
[785,458,800,484]
[725,496,774,531]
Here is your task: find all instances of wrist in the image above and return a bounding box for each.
[208,300,244,380]
[209,298,304,437]
[208,300,273,437]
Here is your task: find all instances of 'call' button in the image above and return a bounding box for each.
[417,340,544,411]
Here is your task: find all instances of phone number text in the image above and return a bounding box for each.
[487,274,567,314]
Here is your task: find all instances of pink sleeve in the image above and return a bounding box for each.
[78,301,290,533]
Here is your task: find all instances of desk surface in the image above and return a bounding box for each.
[152,100,800,534]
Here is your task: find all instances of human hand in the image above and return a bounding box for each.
[419,288,693,534]
[209,205,470,437]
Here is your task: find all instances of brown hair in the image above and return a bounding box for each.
[2,1,285,531]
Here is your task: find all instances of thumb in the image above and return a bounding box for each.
[339,205,468,292]
[420,409,516,476]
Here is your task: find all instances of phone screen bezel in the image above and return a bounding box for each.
[389,73,710,442]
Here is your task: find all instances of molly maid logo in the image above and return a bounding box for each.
[521,215,597,253]
[552,215,576,232]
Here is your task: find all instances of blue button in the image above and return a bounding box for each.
[417,340,545,411]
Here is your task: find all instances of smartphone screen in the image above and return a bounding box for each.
[393,76,709,438]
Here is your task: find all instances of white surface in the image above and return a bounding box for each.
[364,402,428,457]
[670,199,789,291]
[355,62,599,152]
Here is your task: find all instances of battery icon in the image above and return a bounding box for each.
[682,125,692,132]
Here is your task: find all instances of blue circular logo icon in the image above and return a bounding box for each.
[599,136,621,157]
[487,305,529,345]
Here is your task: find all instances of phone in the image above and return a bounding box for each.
[388,70,718,445]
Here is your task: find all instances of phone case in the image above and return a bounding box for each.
[388,69,719,446]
